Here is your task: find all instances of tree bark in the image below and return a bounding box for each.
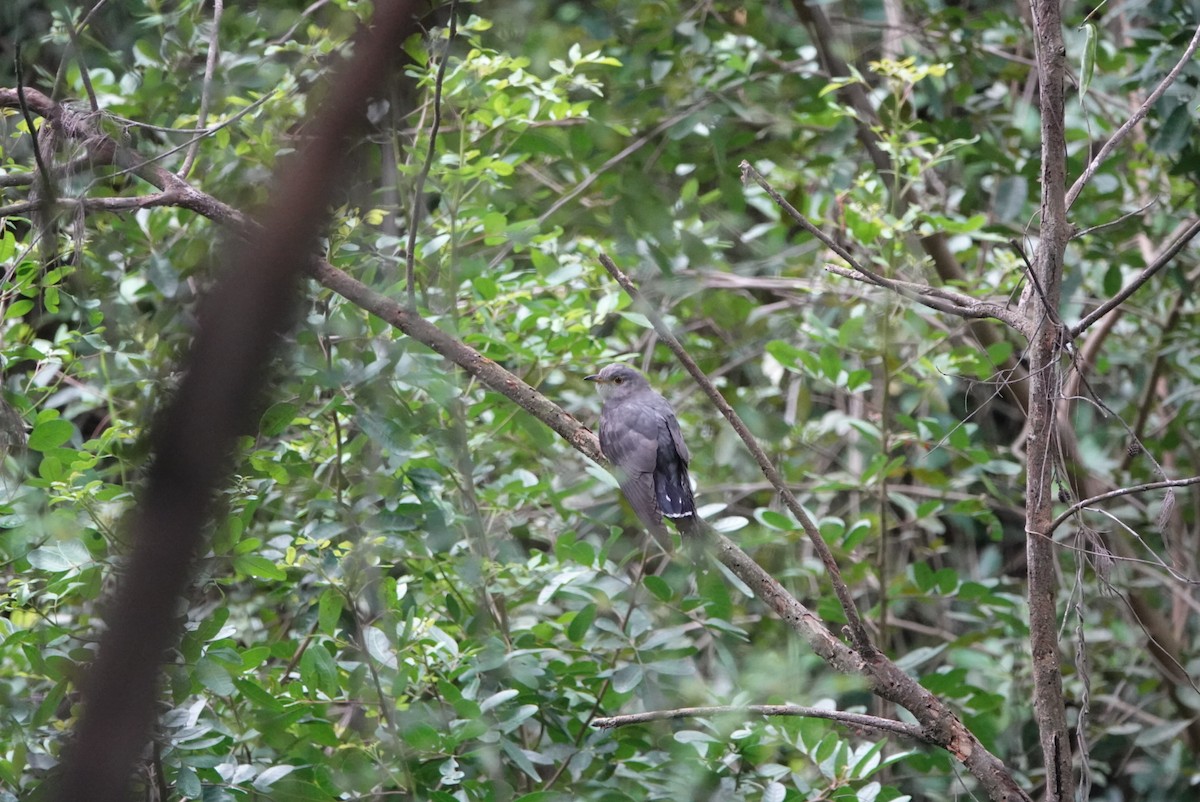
[1023,1,1075,799]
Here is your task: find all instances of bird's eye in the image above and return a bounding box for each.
[614,377,623,384]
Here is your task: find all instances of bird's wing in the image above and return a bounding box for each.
[600,399,662,527]
[600,399,660,474]
[654,410,695,518]
[663,408,690,464]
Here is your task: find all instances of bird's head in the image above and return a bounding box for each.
[584,363,650,399]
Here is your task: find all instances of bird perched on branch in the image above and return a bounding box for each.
[586,364,699,540]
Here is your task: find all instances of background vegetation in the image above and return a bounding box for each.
[2,0,1199,800]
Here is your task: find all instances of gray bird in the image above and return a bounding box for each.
[585,364,698,537]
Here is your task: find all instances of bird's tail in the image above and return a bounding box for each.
[655,463,696,521]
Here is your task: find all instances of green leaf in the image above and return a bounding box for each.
[992,175,1027,223]
[317,588,342,635]
[403,722,441,750]
[33,681,67,726]
[1151,104,1192,156]
[1103,264,1122,297]
[300,643,338,696]
[196,656,235,695]
[566,603,596,643]
[911,561,935,592]
[233,554,286,581]
[28,419,73,452]
[611,664,643,693]
[850,739,886,779]
[480,688,520,713]
[259,402,298,437]
[253,765,297,791]
[4,300,34,320]
[175,765,202,798]
[643,575,673,602]
[362,625,397,669]
[754,509,793,530]
[843,520,872,550]
[26,540,91,572]
[233,678,283,712]
[1079,23,1097,98]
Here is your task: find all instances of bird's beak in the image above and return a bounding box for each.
[584,374,600,382]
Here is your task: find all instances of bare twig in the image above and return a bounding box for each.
[1122,291,1188,468]
[1066,23,1200,209]
[52,0,111,102]
[15,50,54,205]
[1048,475,1200,535]
[1071,198,1157,240]
[0,193,173,217]
[406,0,458,308]
[1070,217,1200,338]
[270,0,333,46]
[741,162,1030,336]
[178,0,225,178]
[823,265,1027,329]
[593,704,930,741]
[61,9,100,112]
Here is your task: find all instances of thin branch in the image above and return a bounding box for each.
[15,50,54,205]
[598,252,873,653]
[270,0,333,46]
[1070,197,1157,240]
[593,704,930,742]
[61,8,100,113]
[178,0,224,178]
[823,265,1027,328]
[52,0,110,102]
[1070,217,1200,338]
[1048,475,1200,535]
[741,162,1030,336]
[0,193,173,217]
[0,155,96,187]
[1121,290,1188,469]
[406,0,457,308]
[1066,23,1200,209]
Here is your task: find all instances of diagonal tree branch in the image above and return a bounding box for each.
[1070,217,1200,338]
[593,703,930,742]
[1048,475,1200,535]
[740,162,1032,337]
[1066,23,1200,210]
[177,0,225,178]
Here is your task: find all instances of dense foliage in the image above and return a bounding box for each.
[2,1,1199,800]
